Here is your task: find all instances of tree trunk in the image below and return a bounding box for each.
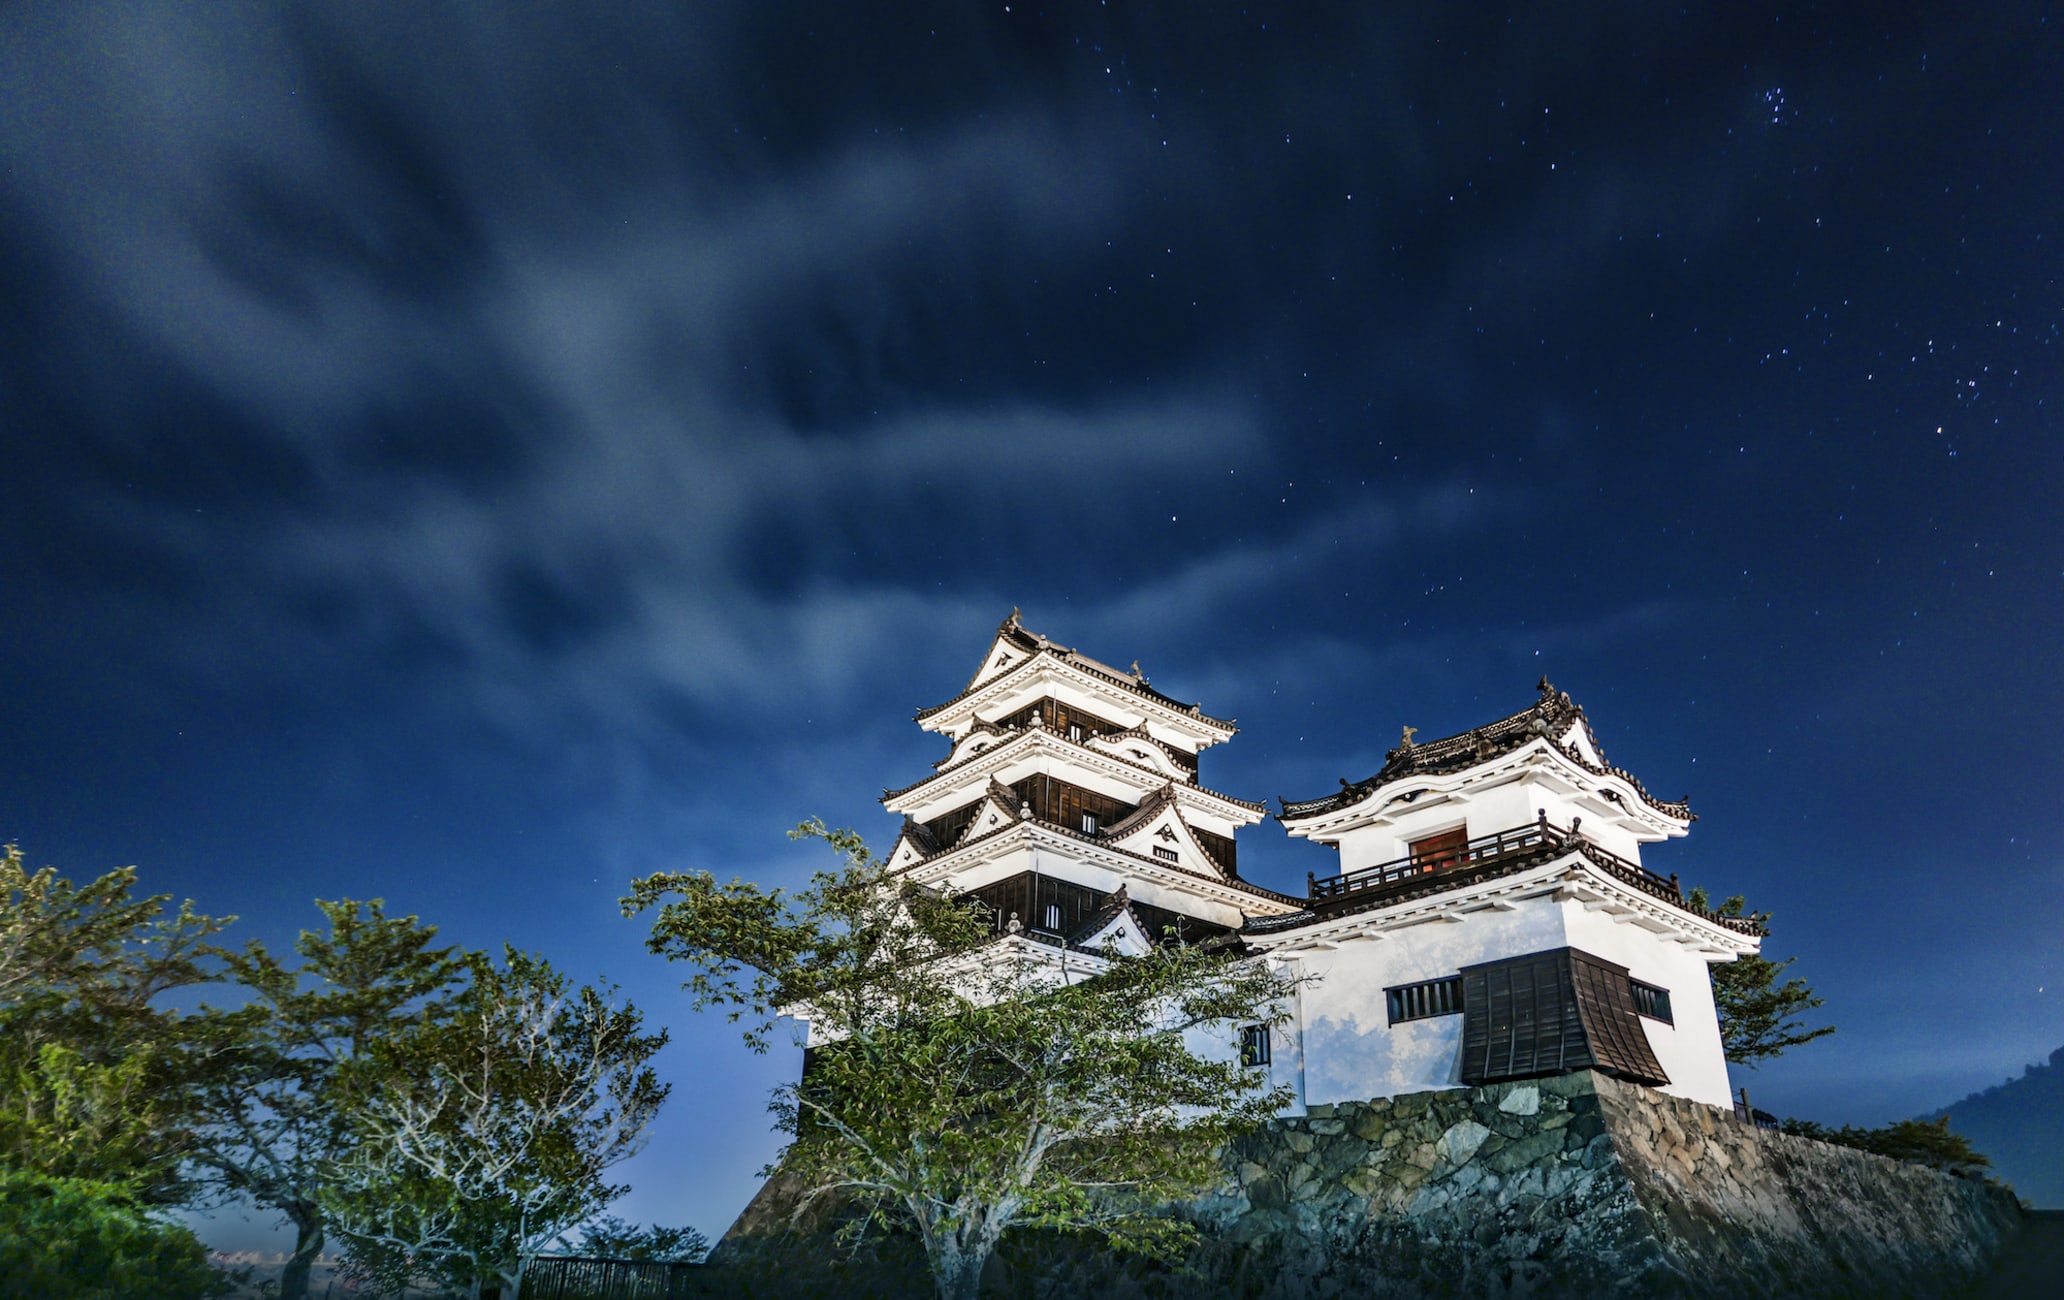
[277,1207,323,1300]
[933,1246,989,1300]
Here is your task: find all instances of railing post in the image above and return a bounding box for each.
[1307,870,1316,898]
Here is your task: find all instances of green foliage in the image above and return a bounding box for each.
[627,820,1305,1300]
[0,845,231,1201]
[319,946,670,1299]
[1777,1113,1991,1176]
[0,1166,230,1300]
[1,848,669,1300]
[0,1043,180,1191]
[188,899,468,1300]
[1687,887,1835,1066]
[0,844,225,1016]
[556,1213,710,1262]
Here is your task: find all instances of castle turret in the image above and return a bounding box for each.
[1252,680,1762,1109]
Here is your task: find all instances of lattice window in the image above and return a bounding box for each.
[1386,975,1463,1024]
[1628,979,1674,1024]
[1239,1023,1271,1068]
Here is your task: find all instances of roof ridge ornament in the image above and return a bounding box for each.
[1280,687,1693,826]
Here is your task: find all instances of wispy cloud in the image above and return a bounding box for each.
[3,3,1280,742]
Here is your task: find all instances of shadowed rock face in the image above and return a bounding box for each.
[708,1072,2023,1299]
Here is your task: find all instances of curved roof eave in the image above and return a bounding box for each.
[915,641,1238,736]
[1279,684,1693,825]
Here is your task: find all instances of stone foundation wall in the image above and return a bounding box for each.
[1594,1075,2020,1296]
[711,1071,2022,1299]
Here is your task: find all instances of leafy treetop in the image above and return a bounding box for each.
[626,820,1306,1300]
[1687,886,1834,1067]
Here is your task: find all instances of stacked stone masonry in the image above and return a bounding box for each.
[711,1070,2023,1299]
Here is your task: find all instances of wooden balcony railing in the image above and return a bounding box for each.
[1306,815,1685,910]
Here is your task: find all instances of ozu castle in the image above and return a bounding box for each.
[729,612,2023,1297]
[863,610,1762,1111]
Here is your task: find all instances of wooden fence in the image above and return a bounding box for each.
[519,1256,702,1299]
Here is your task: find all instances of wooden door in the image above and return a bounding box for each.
[1409,826,1469,874]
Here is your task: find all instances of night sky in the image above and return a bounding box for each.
[3,1,2060,1251]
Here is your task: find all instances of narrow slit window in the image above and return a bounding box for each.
[1238,1024,1271,1068]
[1081,812,1099,834]
[1044,903,1061,931]
[1153,846,1180,863]
[1386,975,1463,1024]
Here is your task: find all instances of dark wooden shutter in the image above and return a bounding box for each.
[1460,947,1668,1087]
[1567,950,1669,1083]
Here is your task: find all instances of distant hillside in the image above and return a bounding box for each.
[1933,1046,2064,1208]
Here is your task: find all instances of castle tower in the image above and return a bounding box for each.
[878,611,1305,958]
[1251,680,1763,1109]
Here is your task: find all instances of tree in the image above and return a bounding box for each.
[0,845,231,1202]
[185,899,468,1300]
[0,1166,231,1300]
[1857,1115,1992,1175]
[0,845,223,1014]
[625,821,1305,1300]
[0,1042,182,1190]
[555,1213,710,1262]
[1687,887,1835,1066]
[319,947,670,1299]
[1777,1114,1991,1176]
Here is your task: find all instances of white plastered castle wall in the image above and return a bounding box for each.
[1277,893,1736,1111]
[1286,900,1567,1106]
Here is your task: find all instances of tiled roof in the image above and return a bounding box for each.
[1279,679,1694,822]
[892,811,1305,911]
[880,720,1267,813]
[1097,781,1179,839]
[914,611,1236,733]
[895,818,939,855]
[1067,884,1150,948]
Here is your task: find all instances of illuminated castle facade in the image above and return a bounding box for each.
[878,610,1305,962]
[874,613,1762,1110]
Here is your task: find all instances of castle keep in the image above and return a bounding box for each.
[870,611,1760,1111]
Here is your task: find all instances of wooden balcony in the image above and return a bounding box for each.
[1306,816,1686,913]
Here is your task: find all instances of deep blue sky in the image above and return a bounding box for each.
[3,0,2059,1252]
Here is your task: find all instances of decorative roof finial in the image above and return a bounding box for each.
[1400,724,1419,748]
[1130,659,1144,679]
[1008,606,1022,625]
[1537,675,1556,697]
